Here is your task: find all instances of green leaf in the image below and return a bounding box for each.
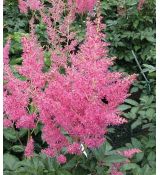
[131,119,142,129]
[131,138,142,148]
[92,141,112,160]
[3,154,19,171]
[105,142,112,153]
[63,157,77,169]
[14,167,30,175]
[3,128,17,142]
[44,52,51,67]
[11,145,24,152]
[10,57,22,65]
[72,166,89,175]
[143,64,156,72]
[146,108,155,119]
[130,86,138,93]
[125,99,139,106]
[118,104,131,111]
[145,139,155,148]
[143,164,155,175]
[33,123,42,135]
[147,151,155,161]
[135,152,144,162]
[120,163,139,171]
[3,171,14,175]
[130,106,139,114]
[104,154,127,164]
[96,166,105,175]
[29,103,37,114]
[57,170,72,175]
[18,129,28,138]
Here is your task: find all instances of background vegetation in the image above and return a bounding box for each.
[3,0,156,174]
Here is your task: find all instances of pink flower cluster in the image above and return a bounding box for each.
[24,137,34,157]
[68,0,97,13]
[67,142,82,155]
[118,148,141,159]
[4,0,137,163]
[18,0,42,13]
[3,119,12,128]
[57,154,67,164]
[18,0,97,14]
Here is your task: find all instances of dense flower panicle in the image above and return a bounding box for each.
[4,91,28,121]
[3,35,44,129]
[75,20,109,63]
[118,148,141,159]
[27,0,42,11]
[57,155,67,164]
[49,0,65,22]
[42,122,69,151]
[67,142,82,155]
[36,18,136,150]
[16,114,36,129]
[4,67,30,126]
[25,137,34,157]
[18,0,28,14]
[18,35,46,89]
[39,0,77,67]
[4,0,138,162]
[3,119,12,128]
[86,0,97,12]
[18,0,42,13]
[68,0,97,13]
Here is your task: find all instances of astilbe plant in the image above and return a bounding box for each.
[3,0,140,167]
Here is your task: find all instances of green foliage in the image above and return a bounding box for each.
[3,144,127,175]
[102,0,155,64]
[3,0,29,38]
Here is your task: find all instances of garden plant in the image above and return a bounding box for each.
[3,0,156,175]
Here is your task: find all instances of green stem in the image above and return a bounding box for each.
[13,128,23,146]
[131,50,151,92]
[30,120,39,135]
[28,129,31,140]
